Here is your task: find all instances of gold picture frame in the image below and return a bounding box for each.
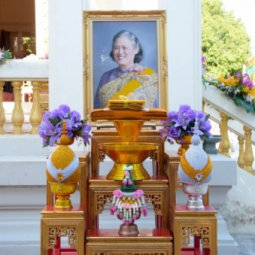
[83,10,168,116]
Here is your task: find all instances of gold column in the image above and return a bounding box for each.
[237,136,245,169]
[243,126,255,175]
[219,112,230,157]
[30,81,42,134]
[0,81,6,134]
[11,81,24,134]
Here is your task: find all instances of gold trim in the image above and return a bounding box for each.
[180,154,212,182]
[82,10,168,116]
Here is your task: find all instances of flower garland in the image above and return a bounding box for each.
[203,73,255,113]
[202,54,255,114]
[110,164,147,227]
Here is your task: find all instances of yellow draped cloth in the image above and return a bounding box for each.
[98,65,158,108]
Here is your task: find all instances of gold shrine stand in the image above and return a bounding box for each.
[40,130,217,255]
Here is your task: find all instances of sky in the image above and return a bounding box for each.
[222,0,255,55]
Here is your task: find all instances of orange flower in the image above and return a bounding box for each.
[56,172,64,181]
[243,87,250,93]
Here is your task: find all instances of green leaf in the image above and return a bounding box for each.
[233,97,255,113]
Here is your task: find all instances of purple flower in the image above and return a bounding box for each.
[0,52,4,60]
[242,74,254,89]
[81,123,91,145]
[59,104,70,117]
[179,104,191,114]
[38,105,91,147]
[159,105,212,145]
[168,126,181,139]
[235,73,241,78]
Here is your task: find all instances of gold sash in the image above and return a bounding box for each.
[180,154,212,182]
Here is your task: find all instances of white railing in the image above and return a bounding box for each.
[203,85,255,174]
[0,59,49,134]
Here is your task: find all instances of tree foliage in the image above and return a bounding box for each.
[202,0,251,77]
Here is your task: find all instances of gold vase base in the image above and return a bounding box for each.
[49,182,76,210]
[106,163,150,180]
[55,195,73,210]
[118,223,139,236]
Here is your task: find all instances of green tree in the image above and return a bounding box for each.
[202,0,251,77]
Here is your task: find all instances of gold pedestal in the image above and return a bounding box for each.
[118,223,139,236]
[100,142,157,180]
[114,120,144,142]
[49,182,77,209]
[106,163,150,180]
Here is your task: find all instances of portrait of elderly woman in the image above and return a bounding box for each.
[94,30,158,109]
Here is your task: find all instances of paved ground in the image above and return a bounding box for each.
[231,234,255,255]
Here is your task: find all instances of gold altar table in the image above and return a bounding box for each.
[39,129,218,255]
[40,152,90,255]
[88,176,169,230]
[173,205,217,255]
[41,205,85,255]
[86,229,173,255]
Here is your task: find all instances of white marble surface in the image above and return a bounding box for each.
[0,59,49,80]
[232,234,255,255]
[220,167,255,234]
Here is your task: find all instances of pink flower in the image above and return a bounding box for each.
[122,179,128,185]
[134,189,144,198]
[142,204,148,216]
[127,180,133,185]
[136,189,144,196]
[142,208,147,217]
[124,171,130,177]
[110,206,117,212]
[113,189,123,198]
[123,203,131,209]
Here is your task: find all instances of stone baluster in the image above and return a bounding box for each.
[243,126,255,175]
[237,136,245,169]
[11,81,24,134]
[218,112,230,157]
[30,81,42,134]
[0,81,6,134]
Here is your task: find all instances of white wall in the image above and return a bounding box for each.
[48,0,203,115]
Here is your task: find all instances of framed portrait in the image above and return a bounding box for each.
[83,11,168,115]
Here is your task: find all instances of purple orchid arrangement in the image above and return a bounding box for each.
[160,104,212,144]
[38,104,91,147]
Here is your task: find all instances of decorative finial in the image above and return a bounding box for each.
[191,118,201,146]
